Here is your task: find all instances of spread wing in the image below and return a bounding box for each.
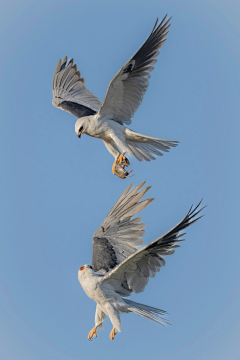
[52,57,101,118]
[92,182,154,283]
[101,201,205,294]
[98,15,171,125]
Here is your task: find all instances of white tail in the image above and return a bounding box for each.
[125,129,178,161]
[124,299,170,326]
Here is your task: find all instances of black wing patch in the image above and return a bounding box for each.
[59,101,97,118]
[122,60,135,74]
[92,237,118,273]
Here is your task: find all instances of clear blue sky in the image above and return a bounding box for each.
[1,0,240,359]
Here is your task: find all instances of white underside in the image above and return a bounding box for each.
[75,115,178,161]
[78,267,168,334]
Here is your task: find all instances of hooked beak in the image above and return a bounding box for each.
[77,129,84,138]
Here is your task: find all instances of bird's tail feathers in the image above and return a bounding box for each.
[124,299,170,326]
[125,129,178,161]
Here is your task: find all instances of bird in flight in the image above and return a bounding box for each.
[52,15,178,179]
[78,182,204,341]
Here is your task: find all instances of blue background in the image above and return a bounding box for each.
[1,0,239,359]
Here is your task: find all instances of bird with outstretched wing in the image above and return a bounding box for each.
[78,182,205,340]
[52,15,178,179]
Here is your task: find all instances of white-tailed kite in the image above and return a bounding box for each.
[78,182,204,340]
[52,15,178,179]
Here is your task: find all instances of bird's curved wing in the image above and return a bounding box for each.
[98,15,171,125]
[52,57,101,118]
[101,201,205,294]
[92,182,154,281]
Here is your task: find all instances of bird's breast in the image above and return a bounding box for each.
[79,275,107,303]
[87,120,113,140]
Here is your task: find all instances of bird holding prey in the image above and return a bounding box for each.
[52,15,178,179]
[78,182,204,340]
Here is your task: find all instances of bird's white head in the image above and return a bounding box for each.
[78,264,94,281]
[78,265,100,299]
[75,118,89,138]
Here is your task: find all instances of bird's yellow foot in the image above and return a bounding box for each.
[109,327,117,341]
[112,158,118,174]
[88,326,97,341]
[118,152,130,167]
[118,152,126,163]
[112,153,132,179]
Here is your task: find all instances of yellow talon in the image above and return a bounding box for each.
[109,327,117,340]
[112,158,118,174]
[112,153,131,179]
[118,152,126,163]
[88,326,97,341]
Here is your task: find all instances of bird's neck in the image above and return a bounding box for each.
[82,116,95,135]
[79,271,100,299]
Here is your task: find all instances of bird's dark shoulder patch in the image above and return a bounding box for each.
[92,237,117,273]
[122,60,135,75]
[59,101,96,118]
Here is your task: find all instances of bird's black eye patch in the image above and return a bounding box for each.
[89,265,93,269]
[79,126,83,132]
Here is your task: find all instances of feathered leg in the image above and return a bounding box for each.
[103,140,121,158]
[105,303,121,340]
[88,304,105,341]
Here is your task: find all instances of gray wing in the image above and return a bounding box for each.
[101,201,205,294]
[98,15,171,125]
[92,182,154,279]
[52,57,101,118]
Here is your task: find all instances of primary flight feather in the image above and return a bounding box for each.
[78,182,205,340]
[52,15,178,178]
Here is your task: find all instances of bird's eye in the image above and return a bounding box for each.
[89,265,93,269]
[80,266,84,271]
[79,126,83,132]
